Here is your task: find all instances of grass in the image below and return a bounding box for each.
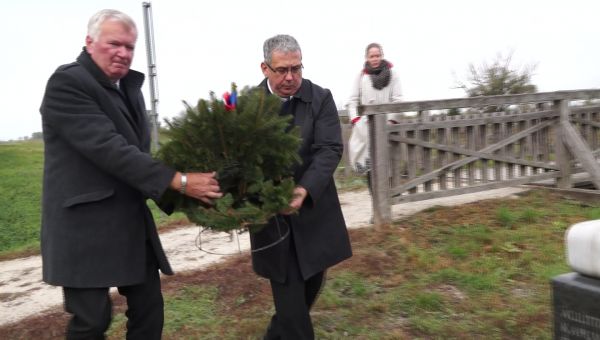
[3,182,599,338]
[109,285,223,338]
[0,140,186,258]
[334,167,368,191]
[93,189,596,339]
[3,139,600,338]
[0,140,44,256]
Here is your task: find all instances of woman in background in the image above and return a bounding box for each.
[346,42,402,221]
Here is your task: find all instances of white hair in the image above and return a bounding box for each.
[87,9,137,41]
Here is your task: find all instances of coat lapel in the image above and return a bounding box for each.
[291,80,314,139]
[77,49,146,147]
[113,87,138,127]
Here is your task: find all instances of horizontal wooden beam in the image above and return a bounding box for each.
[389,135,559,171]
[387,110,556,131]
[360,89,600,115]
[570,117,600,129]
[391,172,560,204]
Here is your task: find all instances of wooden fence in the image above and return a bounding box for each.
[346,89,600,226]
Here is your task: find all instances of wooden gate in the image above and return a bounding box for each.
[357,90,600,226]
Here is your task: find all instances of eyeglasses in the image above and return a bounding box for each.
[265,62,303,76]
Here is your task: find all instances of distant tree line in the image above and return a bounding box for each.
[6,132,44,142]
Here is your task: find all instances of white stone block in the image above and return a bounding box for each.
[566,220,600,278]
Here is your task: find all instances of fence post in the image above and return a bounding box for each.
[554,99,572,188]
[341,123,352,177]
[369,111,392,227]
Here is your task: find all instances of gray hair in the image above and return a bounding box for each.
[87,9,137,41]
[365,42,383,58]
[263,34,302,64]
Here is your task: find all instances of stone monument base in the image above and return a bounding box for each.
[553,272,600,339]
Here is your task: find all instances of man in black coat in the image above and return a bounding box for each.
[39,9,221,339]
[250,34,353,339]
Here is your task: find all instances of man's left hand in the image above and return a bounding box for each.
[280,186,307,215]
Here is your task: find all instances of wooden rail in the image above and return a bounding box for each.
[342,89,600,227]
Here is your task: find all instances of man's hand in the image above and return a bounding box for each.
[171,172,222,205]
[280,186,307,215]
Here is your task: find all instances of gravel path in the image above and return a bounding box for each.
[0,187,527,326]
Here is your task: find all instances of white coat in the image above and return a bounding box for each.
[345,68,402,172]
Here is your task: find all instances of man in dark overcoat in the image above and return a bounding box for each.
[39,9,221,339]
[250,34,353,339]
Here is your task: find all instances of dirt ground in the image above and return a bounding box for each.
[0,187,527,338]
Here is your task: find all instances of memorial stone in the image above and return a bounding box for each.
[553,272,600,339]
[553,220,600,339]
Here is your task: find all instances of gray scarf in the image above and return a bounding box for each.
[364,60,392,90]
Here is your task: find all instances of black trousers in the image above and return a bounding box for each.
[63,245,164,340]
[264,238,326,340]
[366,170,373,196]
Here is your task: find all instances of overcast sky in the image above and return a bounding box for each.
[2,0,599,141]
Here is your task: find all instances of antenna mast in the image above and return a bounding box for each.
[142,2,159,151]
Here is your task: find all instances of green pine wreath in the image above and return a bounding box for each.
[157,84,301,232]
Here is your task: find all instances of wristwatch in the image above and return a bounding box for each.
[180,173,188,194]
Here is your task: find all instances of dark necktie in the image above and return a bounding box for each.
[281,98,292,116]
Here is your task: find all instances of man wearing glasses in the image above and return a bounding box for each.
[250,34,353,339]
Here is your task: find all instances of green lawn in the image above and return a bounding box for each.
[0,140,186,258]
[2,139,599,338]
[0,140,44,256]
[101,190,597,339]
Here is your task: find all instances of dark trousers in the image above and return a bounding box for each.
[264,240,326,340]
[366,170,373,196]
[63,246,164,340]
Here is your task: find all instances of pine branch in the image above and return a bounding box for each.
[156,85,300,232]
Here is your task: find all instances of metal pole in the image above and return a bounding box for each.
[142,2,160,151]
